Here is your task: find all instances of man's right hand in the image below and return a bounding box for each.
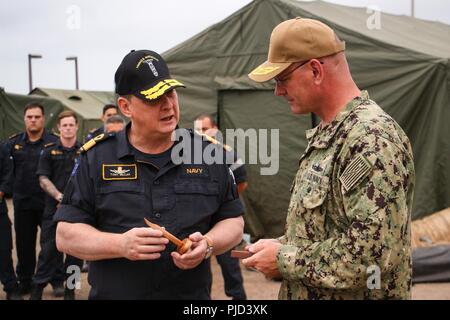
[120,227,169,261]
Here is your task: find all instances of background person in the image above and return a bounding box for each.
[0,141,22,300]
[6,103,59,295]
[195,113,247,300]
[84,104,119,141]
[243,18,415,300]
[30,111,83,300]
[105,114,126,133]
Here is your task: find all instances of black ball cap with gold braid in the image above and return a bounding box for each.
[115,50,185,102]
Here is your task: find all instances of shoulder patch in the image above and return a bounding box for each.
[79,133,114,153]
[51,131,60,137]
[195,130,232,152]
[44,142,56,148]
[339,154,373,194]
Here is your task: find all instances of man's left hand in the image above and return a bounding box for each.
[171,232,207,270]
[242,239,282,280]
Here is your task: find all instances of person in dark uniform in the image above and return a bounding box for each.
[104,115,126,133]
[30,111,83,300]
[0,141,22,300]
[54,49,244,300]
[84,104,119,142]
[194,114,247,300]
[6,102,59,295]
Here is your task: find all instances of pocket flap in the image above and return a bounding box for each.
[302,176,329,209]
[174,182,219,195]
[97,185,143,194]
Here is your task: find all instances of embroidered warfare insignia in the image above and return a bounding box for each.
[339,154,373,194]
[102,164,137,180]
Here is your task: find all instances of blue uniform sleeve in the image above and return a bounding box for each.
[0,143,13,196]
[3,139,15,193]
[36,149,52,177]
[231,162,247,185]
[226,149,247,184]
[54,153,96,226]
[211,165,243,225]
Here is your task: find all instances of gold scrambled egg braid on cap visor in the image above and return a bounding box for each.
[140,79,185,101]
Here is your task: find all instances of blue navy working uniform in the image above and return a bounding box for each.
[0,141,20,296]
[6,130,59,288]
[54,126,244,299]
[32,140,83,288]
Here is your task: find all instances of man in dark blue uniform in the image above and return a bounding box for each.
[6,103,59,295]
[0,141,22,300]
[54,50,244,299]
[30,111,83,300]
[84,104,119,142]
[194,114,247,300]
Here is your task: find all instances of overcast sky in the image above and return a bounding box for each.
[1,0,449,95]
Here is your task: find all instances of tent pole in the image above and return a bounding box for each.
[28,54,42,93]
[66,56,79,90]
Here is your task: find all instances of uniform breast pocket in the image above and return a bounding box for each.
[96,184,147,229]
[174,181,220,219]
[301,176,329,209]
[12,149,26,166]
[297,176,330,240]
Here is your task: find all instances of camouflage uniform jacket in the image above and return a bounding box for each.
[277,91,415,300]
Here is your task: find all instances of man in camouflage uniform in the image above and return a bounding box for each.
[243,18,415,300]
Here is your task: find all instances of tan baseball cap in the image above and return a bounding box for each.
[248,18,345,82]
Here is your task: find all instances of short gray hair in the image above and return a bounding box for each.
[105,115,126,125]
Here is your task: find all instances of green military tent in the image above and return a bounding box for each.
[0,87,65,140]
[163,0,450,239]
[31,87,116,140]
[0,87,116,141]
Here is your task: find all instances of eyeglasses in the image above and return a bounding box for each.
[274,60,324,86]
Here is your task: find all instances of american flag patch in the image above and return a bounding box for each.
[339,154,372,193]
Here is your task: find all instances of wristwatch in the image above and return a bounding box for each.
[203,235,214,260]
